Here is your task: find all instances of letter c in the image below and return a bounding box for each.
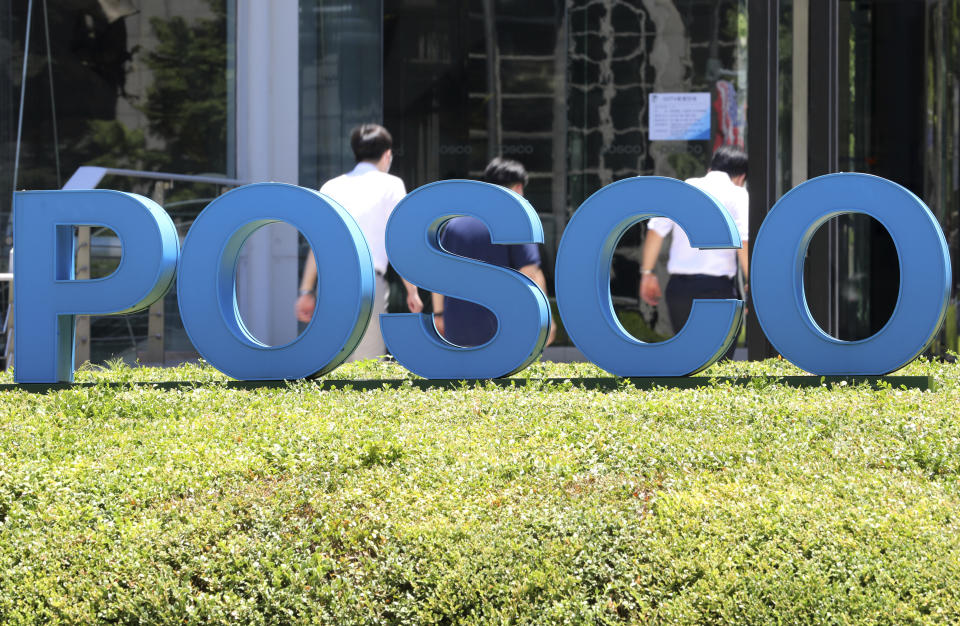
[555,176,743,376]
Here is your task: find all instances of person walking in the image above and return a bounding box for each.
[432,157,555,347]
[295,124,422,360]
[639,146,749,355]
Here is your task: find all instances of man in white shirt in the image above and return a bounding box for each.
[640,146,749,354]
[295,124,423,361]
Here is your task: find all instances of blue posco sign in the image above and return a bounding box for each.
[12,173,951,383]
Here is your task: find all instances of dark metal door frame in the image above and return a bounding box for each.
[746,0,778,360]
[806,0,840,337]
[747,0,839,360]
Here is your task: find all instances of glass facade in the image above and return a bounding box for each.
[2,0,236,363]
[925,0,960,352]
[10,0,235,193]
[778,1,960,349]
[299,0,382,189]
[569,0,746,338]
[4,0,960,365]
[303,0,748,342]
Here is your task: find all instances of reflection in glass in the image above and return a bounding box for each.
[3,0,235,364]
[379,1,748,344]
[924,0,960,353]
[569,0,747,339]
[383,0,566,256]
[299,0,382,189]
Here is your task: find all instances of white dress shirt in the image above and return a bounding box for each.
[319,162,406,275]
[647,170,748,277]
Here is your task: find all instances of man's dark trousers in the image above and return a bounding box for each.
[665,274,740,361]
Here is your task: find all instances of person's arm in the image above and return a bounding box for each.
[388,180,423,313]
[737,245,749,315]
[518,264,556,346]
[737,246,749,284]
[298,250,422,319]
[404,279,423,313]
[640,230,665,306]
[295,250,318,322]
[431,292,445,336]
[734,190,749,291]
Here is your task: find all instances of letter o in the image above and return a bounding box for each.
[178,183,374,380]
[751,173,951,374]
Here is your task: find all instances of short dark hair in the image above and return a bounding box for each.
[350,124,392,162]
[709,145,748,178]
[483,157,528,188]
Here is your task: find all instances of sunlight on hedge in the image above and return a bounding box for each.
[1,359,959,623]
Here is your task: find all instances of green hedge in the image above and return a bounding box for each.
[1,358,959,623]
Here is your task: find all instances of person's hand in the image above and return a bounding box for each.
[546,320,557,347]
[640,273,661,306]
[295,293,316,322]
[433,313,445,337]
[407,290,423,313]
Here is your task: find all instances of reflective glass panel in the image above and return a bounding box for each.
[2,0,236,365]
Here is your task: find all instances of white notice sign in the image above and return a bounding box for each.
[649,92,711,141]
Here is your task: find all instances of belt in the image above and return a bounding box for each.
[670,273,734,280]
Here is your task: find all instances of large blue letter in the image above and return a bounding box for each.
[381,180,550,379]
[14,190,179,383]
[555,177,743,376]
[752,173,950,374]
[178,183,374,380]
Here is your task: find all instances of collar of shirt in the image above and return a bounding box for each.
[703,170,734,186]
[349,161,379,176]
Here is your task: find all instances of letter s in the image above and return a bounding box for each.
[381,180,550,379]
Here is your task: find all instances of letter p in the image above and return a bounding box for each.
[14,190,179,382]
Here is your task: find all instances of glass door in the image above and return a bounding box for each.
[783,0,959,353]
[569,0,747,339]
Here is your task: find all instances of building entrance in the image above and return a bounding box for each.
[760,0,960,355]
[379,0,747,343]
